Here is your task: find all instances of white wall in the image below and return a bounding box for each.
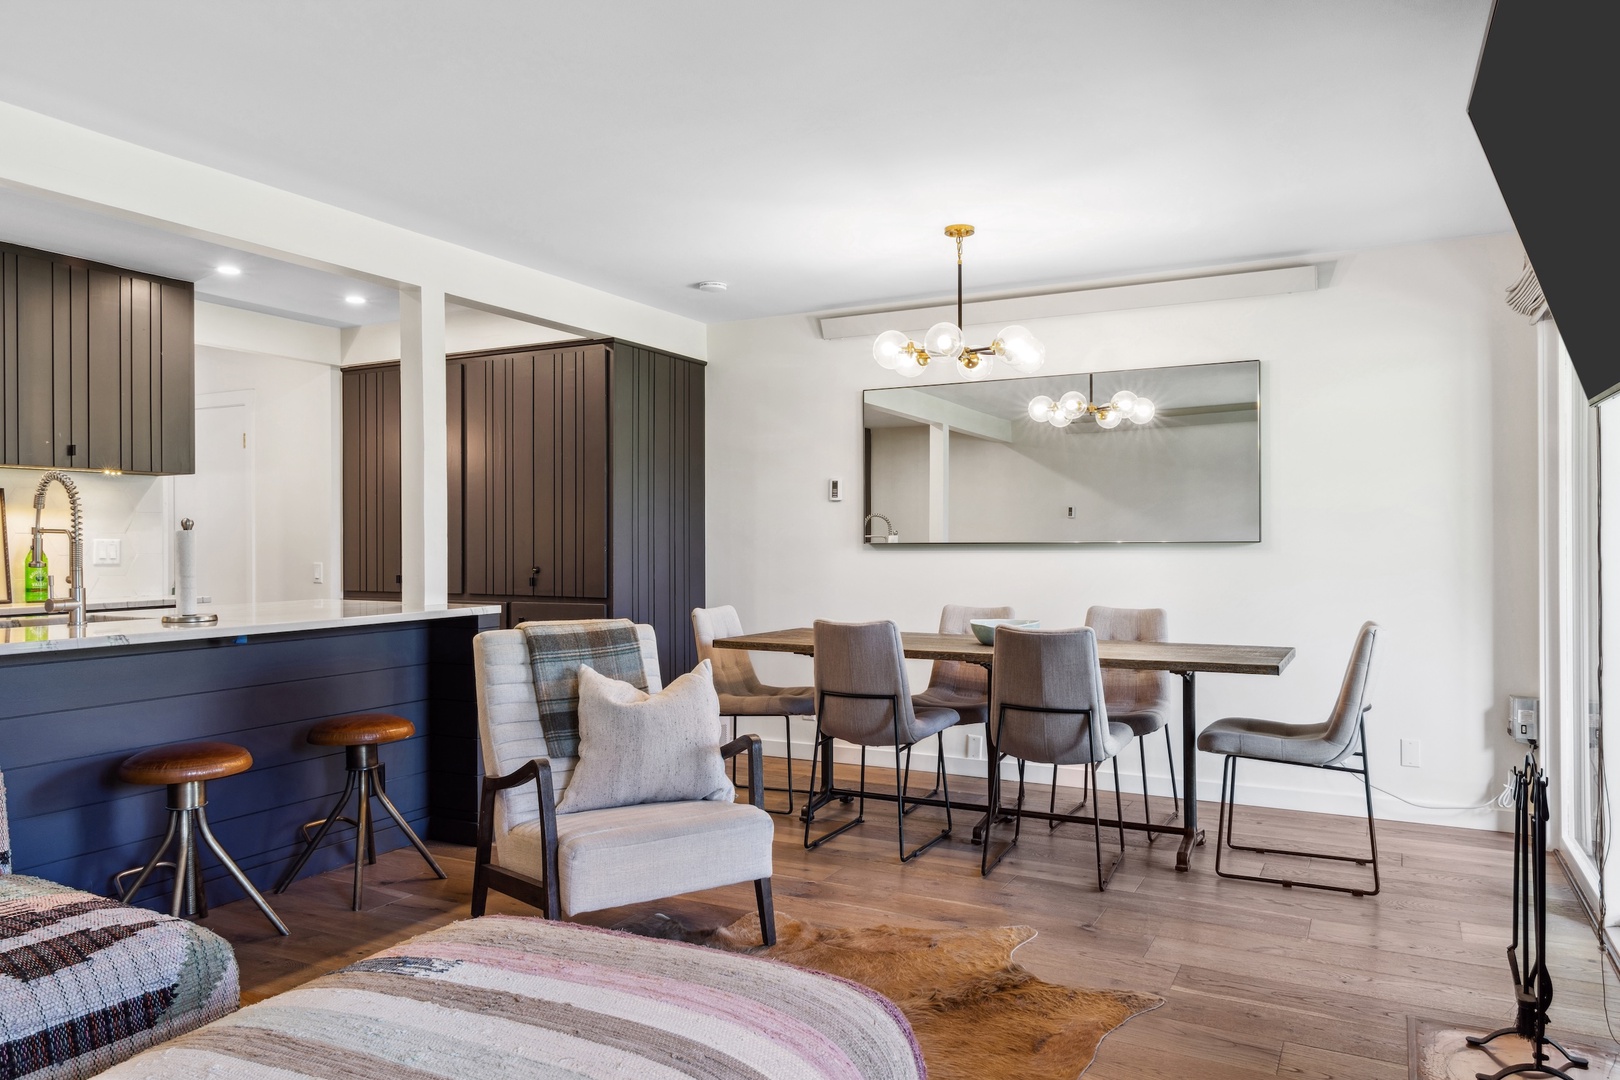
[339,306,582,367]
[704,233,1539,829]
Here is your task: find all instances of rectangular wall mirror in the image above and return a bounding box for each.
[863,359,1260,544]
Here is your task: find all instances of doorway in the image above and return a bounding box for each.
[172,392,254,605]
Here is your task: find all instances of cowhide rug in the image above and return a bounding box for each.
[619,911,1162,1080]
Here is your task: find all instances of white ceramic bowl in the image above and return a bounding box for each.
[969,618,1040,645]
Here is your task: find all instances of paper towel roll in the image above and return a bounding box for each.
[176,525,198,616]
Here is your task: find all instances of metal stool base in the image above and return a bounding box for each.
[114,780,289,936]
[273,744,446,909]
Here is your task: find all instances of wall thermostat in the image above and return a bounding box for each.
[828,478,843,502]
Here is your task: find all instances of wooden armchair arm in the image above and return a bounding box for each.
[472,758,560,918]
[721,734,765,811]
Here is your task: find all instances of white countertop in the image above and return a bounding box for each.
[0,599,502,657]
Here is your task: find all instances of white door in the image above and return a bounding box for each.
[173,401,253,605]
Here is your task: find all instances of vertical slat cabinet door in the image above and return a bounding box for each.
[50,264,72,467]
[86,269,122,470]
[681,359,707,672]
[446,361,464,597]
[509,352,540,597]
[487,357,512,596]
[127,276,154,473]
[381,365,403,594]
[341,369,365,594]
[579,346,609,599]
[66,267,90,469]
[159,283,194,474]
[528,349,557,597]
[14,253,55,466]
[462,358,490,596]
[0,252,14,464]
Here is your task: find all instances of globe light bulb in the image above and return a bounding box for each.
[1058,391,1087,418]
[894,350,926,379]
[956,351,992,380]
[1049,411,1073,428]
[873,330,911,370]
[996,325,1046,374]
[1130,397,1156,424]
[1096,408,1123,429]
[1110,390,1139,415]
[1028,395,1056,423]
[923,321,965,361]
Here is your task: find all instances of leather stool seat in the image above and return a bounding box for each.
[119,741,253,786]
[308,713,415,747]
[115,740,288,935]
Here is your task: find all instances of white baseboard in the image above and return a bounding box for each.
[738,729,1507,831]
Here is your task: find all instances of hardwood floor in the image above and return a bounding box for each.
[203,760,1617,1079]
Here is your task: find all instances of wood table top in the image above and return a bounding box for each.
[712,627,1294,676]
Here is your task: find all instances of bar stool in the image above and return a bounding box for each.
[273,713,446,909]
[114,740,289,936]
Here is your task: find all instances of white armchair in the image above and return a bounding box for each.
[470,621,776,943]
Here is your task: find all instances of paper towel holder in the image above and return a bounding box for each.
[163,518,219,626]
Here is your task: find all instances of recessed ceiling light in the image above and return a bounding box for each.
[216,265,242,276]
[693,281,728,292]
[344,295,366,305]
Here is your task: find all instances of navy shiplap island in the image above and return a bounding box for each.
[0,599,499,911]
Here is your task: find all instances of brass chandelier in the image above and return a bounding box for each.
[872,225,1046,381]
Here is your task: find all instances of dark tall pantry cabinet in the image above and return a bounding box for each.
[342,339,706,675]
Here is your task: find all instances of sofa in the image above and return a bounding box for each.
[0,769,239,1080]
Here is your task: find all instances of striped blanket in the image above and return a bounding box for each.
[101,915,927,1079]
[0,876,238,1080]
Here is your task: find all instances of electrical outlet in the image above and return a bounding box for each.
[92,539,121,566]
[313,562,324,584]
[1400,738,1421,767]
[965,734,985,759]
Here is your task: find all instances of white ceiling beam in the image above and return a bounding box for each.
[818,265,1320,341]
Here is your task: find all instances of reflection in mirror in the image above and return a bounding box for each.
[863,360,1260,544]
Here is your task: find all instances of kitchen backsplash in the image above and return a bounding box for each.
[0,469,170,606]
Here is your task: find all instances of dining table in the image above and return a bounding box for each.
[711,627,1295,871]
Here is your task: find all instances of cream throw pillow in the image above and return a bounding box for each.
[555,659,733,814]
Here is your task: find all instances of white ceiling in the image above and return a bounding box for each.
[0,0,1508,326]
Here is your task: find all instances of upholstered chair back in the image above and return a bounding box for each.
[990,626,1115,766]
[473,622,661,839]
[1085,606,1175,713]
[928,604,1014,698]
[692,605,761,697]
[1321,622,1380,762]
[813,620,932,746]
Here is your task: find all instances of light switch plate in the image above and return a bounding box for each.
[313,562,324,584]
[92,539,121,566]
[1400,738,1421,767]
[828,478,843,502]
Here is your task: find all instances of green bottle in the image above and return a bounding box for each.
[24,548,49,604]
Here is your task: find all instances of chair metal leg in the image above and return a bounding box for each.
[170,811,193,918]
[195,805,290,935]
[114,811,178,903]
[372,780,448,880]
[275,770,357,893]
[805,727,867,850]
[353,769,371,910]
[755,877,776,947]
[1211,730,1381,896]
[1047,764,1089,831]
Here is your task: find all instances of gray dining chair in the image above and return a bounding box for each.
[1197,621,1381,896]
[1085,606,1177,838]
[914,604,1014,793]
[805,619,959,862]
[692,605,815,815]
[982,625,1133,888]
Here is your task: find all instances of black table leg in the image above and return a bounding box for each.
[1176,670,1205,871]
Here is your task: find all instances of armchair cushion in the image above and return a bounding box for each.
[504,801,774,915]
[556,661,733,814]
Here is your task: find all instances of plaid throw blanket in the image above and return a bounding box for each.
[522,619,647,760]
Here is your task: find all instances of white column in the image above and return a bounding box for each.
[398,284,448,608]
[928,423,950,542]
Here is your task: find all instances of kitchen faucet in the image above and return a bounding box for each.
[31,470,87,632]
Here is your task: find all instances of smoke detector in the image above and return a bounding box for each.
[693,281,728,292]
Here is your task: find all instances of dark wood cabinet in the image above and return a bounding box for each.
[341,338,705,676]
[341,363,402,595]
[1,240,194,474]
